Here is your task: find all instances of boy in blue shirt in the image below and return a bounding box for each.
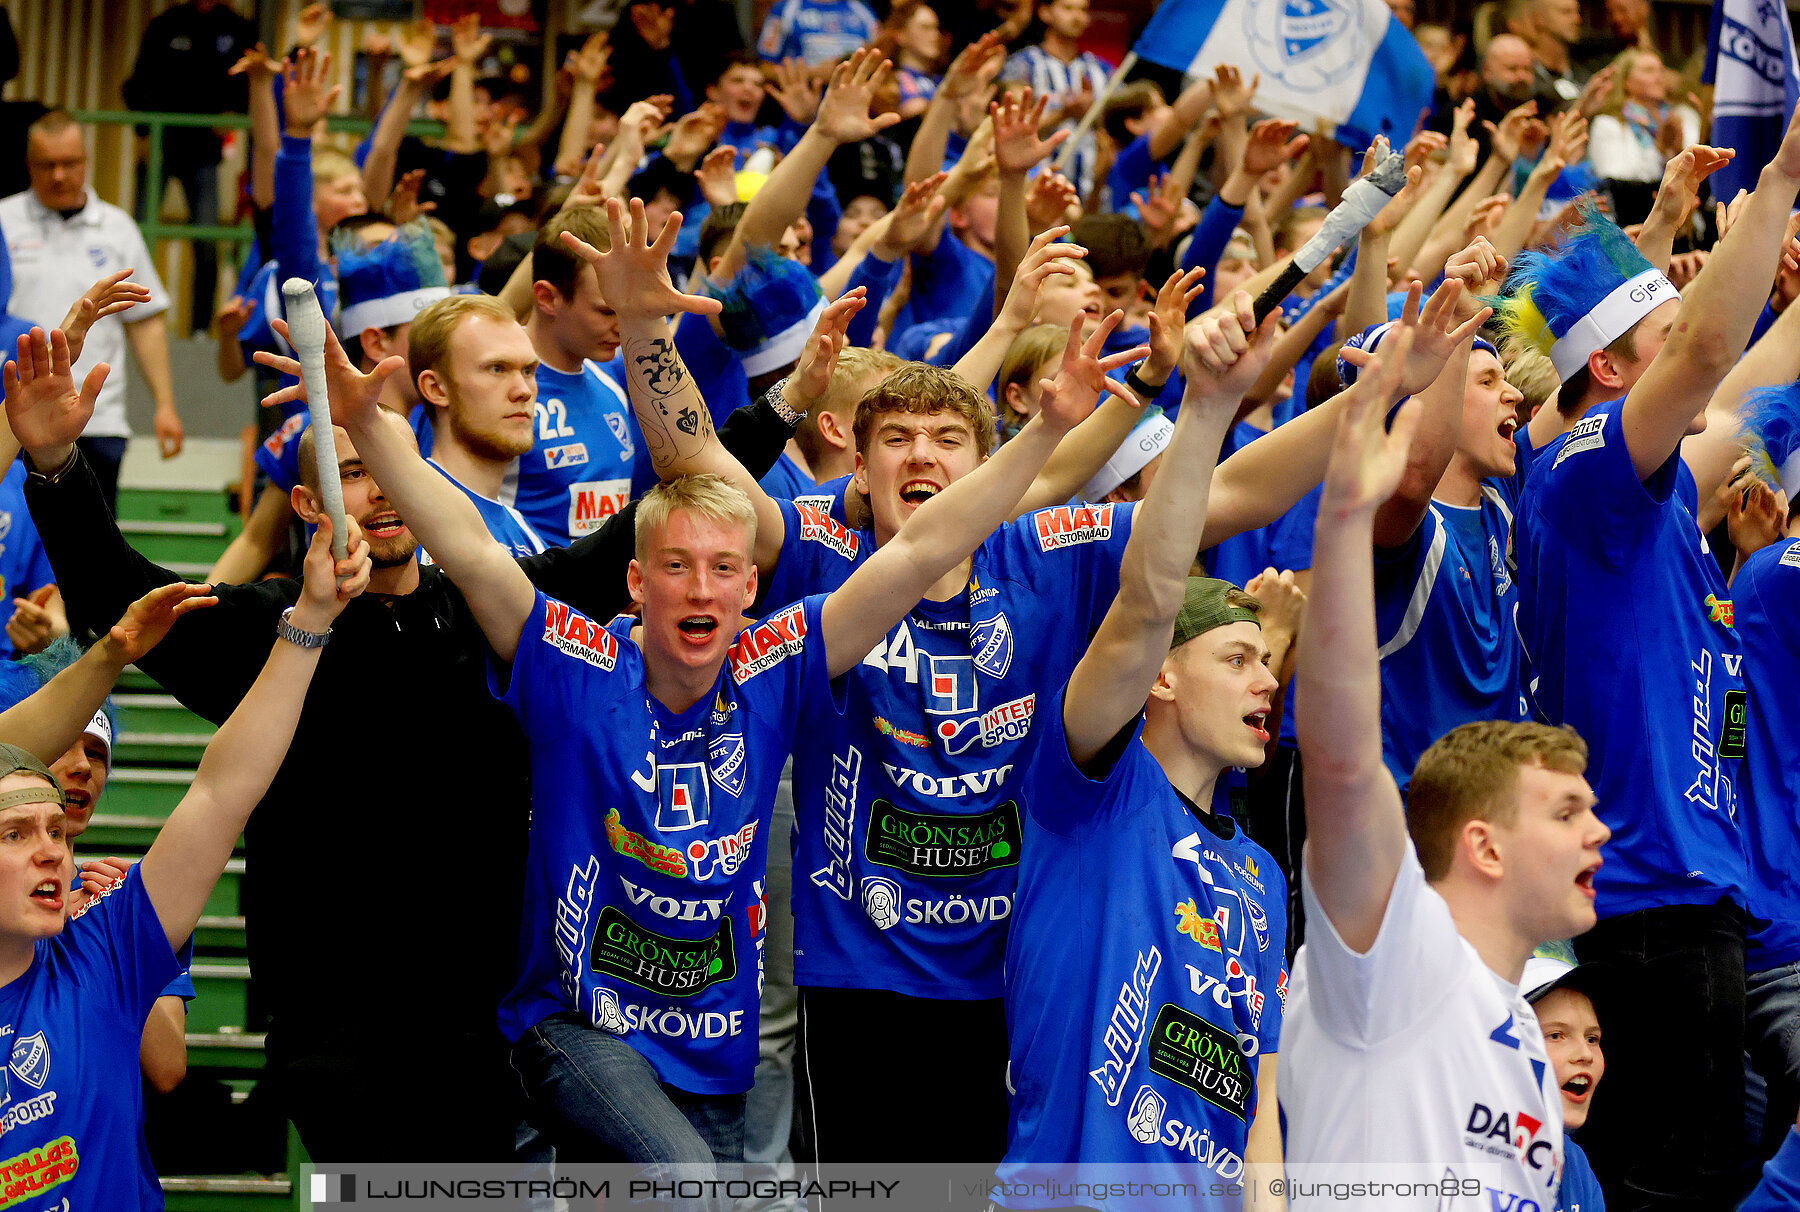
[1509,119,1800,1206]
[316,194,1136,1169]
[999,292,1287,1208]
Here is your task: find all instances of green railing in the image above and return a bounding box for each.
[71,108,447,258]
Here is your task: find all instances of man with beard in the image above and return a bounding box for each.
[1431,35,1543,157]
[408,294,548,559]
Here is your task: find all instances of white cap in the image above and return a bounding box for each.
[1084,413,1175,501]
[742,298,826,378]
[1520,955,1576,1003]
[82,709,111,763]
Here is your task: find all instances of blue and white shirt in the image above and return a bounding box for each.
[997,692,1285,1209]
[423,460,546,563]
[1514,397,1748,918]
[518,361,636,548]
[999,46,1114,198]
[0,462,55,661]
[762,499,1135,998]
[495,592,838,1093]
[756,0,879,65]
[0,868,181,1210]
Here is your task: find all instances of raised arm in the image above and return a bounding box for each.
[1062,294,1277,766]
[905,33,1004,188]
[255,321,536,660]
[952,226,1081,393]
[362,57,453,207]
[1684,247,1800,500]
[1623,108,1800,482]
[0,583,213,763]
[138,516,367,953]
[227,44,280,211]
[1296,326,1420,952]
[991,88,1068,321]
[820,314,1146,678]
[1634,146,1734,272]
[714,49,898,286]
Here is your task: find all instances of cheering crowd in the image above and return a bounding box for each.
[2,0,1800,1209]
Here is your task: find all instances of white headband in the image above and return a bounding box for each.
[1780,449,1800,500]
[1085,414,1175,500]
[1549,268,1677,382]
[339,286,451,337]
[741,299,826,378]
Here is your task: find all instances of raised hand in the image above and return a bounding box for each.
[1544,107,1589,169]
[991,87,1067,175]
[766,57,823,125]
[941,31,1006,102]
[1442,236,1505,296]
[665,103,726,170]
[1026,169,1081,233]
[282,47,339,137]
[227,42,278,84]
[695,145,740,209]
[558,141,608,212]
[482,113,519,158]
[3,327,108,459]
[5,585,63,656]
[387,168,436,223]
[1726,474,1789,560]
[1037,310,1150,432]
[61,270,151,364]
[294,2,331,48]
[403,56,457,91]
[254,317,406,431]
[1403,129,1446,174]
[791,288,867,411]
[619,96,674,147]
[1244,567,1306,641]
[1144,266,1207,380]
[1131,173,1187,249]
[814,48,900,145]
[1242,118,1307,178]
[451,13,492,65]
[1485,100,1544,164]
[998,226,1083,329]
[562,197,725,321]
[293,513,372,633]
[572,31,610,84]
[105,582,218,667]
[1448,99,1479,176]
[1576,63,1618,119]
[1390,276,1491,394]
[1210,64,1259,121]
[1652,145,1733,233]
[874,173,949,260]
[1461,193,1510,242]
[1182,289,1281,398]
[397,18,436,69]
[1321,322,1421,516]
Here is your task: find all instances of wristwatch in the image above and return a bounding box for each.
[24,448,79,487]
[276,606,332,649]
[765,376,804,427]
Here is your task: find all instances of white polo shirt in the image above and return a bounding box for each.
[0,190,169,439]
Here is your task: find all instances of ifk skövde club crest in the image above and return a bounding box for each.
[1244,0,1369,93]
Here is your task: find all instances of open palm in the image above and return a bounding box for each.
[566,198,724,321]
[3,327,107,455]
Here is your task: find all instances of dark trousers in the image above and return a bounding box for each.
[267,1027,525,1163]
[793,986,1008,1164]
[136,158,219,332]
[1574,899,1748,1210]
[77,435,127,518]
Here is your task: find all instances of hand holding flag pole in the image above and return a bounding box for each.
[281,279,350,562]
[1251,137,1408,324]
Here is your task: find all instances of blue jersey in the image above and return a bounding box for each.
[1557,1139,1605,1212]
[1729,538,1800,970]
[899,235,993,332]
[423,461,546,563]
[518,361,636,548]
[0,462,55,660]
[755,0,879,64]
[495,592,837,1093]
[1375,482,1527,789]
[764,499,1135,998]
[0,868,180,1211]
[1515,398,1747,917]
[759,452,818,503]
[997,693,1285,1209]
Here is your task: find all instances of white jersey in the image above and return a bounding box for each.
[1283,844,1564,1211]
[0,190,169,439]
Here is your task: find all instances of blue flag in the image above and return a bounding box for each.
[1131,0,1433,150]
[1705,0,1800,200]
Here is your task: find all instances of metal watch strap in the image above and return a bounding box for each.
[766,377,804,427]
[277,606,332,649]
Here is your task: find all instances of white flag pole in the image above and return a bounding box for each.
[1052,51,1139,173]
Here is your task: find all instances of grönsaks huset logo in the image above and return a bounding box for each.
[864,799,1021,876]
[589,905,737,997]
[1243,0,1368,93]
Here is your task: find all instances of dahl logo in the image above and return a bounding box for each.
[1244,0,1369,92]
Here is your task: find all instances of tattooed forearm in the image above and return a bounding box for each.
[622,332,716,470]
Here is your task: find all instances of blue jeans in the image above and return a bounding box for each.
[1748,958,1800,1159]
[511,1011,746,1169]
